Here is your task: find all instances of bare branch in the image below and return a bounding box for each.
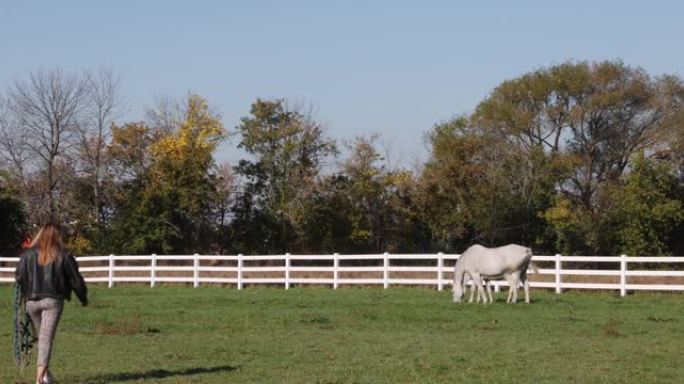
[7,68,89,220]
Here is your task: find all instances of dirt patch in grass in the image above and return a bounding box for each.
[646,316,676,323]
[300,313,335,330]
[601,319,623,337]
[92,314,160,336]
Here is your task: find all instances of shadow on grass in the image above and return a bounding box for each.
[81,365,237,383]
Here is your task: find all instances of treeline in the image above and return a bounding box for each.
[1,60,683,256]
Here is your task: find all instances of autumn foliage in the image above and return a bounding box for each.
[1,61,683,256]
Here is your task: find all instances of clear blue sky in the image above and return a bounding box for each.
[1,1,683,167]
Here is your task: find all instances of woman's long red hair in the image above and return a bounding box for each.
[30,223,65,265]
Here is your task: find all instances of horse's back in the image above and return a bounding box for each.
[462,244,487,257]
[463,244,531,258]
[498,244,532,258]
[461,243,532,274]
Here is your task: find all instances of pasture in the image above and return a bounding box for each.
[1,286,683,383]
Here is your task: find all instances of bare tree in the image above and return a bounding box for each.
[8,68,89,220]
[215,162,236,228]
[146,95,184,134]
[78,67,123,224]
[0,96,30,181]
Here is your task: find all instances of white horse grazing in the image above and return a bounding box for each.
[453,244,535,304]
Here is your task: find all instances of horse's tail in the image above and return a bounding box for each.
[528,261,539,274]
[523,247,537,273]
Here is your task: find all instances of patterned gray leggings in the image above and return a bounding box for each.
[26,298,64,367]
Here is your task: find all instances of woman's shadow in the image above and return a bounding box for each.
[78,365,238,383]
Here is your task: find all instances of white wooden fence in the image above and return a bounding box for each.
[1,253,683,296]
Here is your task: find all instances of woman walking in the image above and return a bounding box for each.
[15,223,88,384]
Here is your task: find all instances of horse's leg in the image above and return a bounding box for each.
[505,276,511,303]
[521,267,532,303]
[510,273,520,303]
[506,277,513,303]
[486,280,493,303]
[472,273,487,304]
[463,273,469,303]
[466,273,476,303]
[480,280,488,304]
[479,280,485,303]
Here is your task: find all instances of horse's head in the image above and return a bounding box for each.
[452,259,467,303]
[452,283,464,303]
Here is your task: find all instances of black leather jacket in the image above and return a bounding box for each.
[15,248,88,305]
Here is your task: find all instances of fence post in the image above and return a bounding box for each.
[108,254,115,288]
[437,252,444,291]
[193,253,200,288]
[333,253,339,289]
[620,254,627,297]
[150,253,157,288]
[383,252,389,289]
[555,253,562,294]
[285,253,291,290]
[237,253,244,290]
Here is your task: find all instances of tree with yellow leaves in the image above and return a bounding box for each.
[110,94,225,254]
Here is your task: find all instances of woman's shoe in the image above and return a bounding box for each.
[42,370,54,384]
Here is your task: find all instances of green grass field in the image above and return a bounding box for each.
[1,286,683,383]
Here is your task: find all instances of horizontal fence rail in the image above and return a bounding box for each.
[1,254,683,296]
